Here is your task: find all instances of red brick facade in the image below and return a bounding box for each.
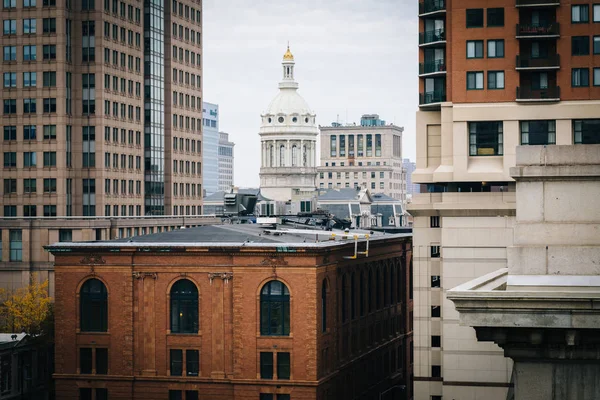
[50,236,412,400]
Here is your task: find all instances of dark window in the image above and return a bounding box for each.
[573,119,600,144]
[185,391,198,400]
[466,71,484,90]
[96,348,108,374]
[572,68,589,87]
[466,9,483,28]
[594,36,600,54]
[432,365,442,378]
[277,352,290,380]
[430,216,440,228]
[79,348,92,374]
[594,68,600,86]
[169,391,182,400]
[487,8,504,27]
[469,122,503,156]
[170,279,198,334]
[431,246,441,258]
[432,396,442,400]
[487,40,504,58]
[260,395,273,400]
[431,306,441,318]
[321,279,327,332]
[79,388,92,400]
[96,389,108,400]
[572,36,590,55]
[466,40,483,59]
[572,4,589,22]
[170,349,183,376]
[80,279,108,332]
[260,352,273,379]
[431,276,441,288]
[432,336,441,347]
[521,121,556,145]
[278,395,291,400]
[260,281,290,336]
[488,71,505,89]
[186,350,199,376]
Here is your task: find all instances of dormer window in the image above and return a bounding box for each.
[268,117,272,123]
[278,117,284,123]
[292,117,297,123]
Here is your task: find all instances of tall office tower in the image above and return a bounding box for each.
[410,1,600,399]
[217,131,234,192]
[202,102,219,195]
[0,0,204,291]
[403,158,419,198]
[318,115,406,205]
[0,0,203,218]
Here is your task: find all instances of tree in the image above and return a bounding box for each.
[0,278,52,335]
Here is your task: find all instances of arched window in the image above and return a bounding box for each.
[279,145,285,167]
[341,275,347,323]
[80,279,108,332]
[269,145,274,167]
[303,145,307,166]
[292,145,298,166]
[321,279,328,332]
[170,279,198,334]
[350,272,356,320]
[260,281,290,336]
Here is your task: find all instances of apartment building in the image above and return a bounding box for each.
[0,0,204,291]
[411,1,600,399]
[218,131,234,192]
[47,225,414,400]
[317,115,407,205]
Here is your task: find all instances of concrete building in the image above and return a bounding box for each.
[259,47,319,213]
[218,132,235,192]
[0,0,205,292]
[202,102,219,196]
[449,145,600,400]
[317,115,406,206]
[402,159,419,199]
[0,0,204,218]
[410,0,600,399]
[47,224,414,400]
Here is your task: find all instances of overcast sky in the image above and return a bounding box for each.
[203,0,418,188]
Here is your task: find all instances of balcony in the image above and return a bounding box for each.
[516,0,559,6]
[516,23,559,38]
[419,90,446,107]
[516,54,560,70]
[419,60,447,76]
[419,29,446,46]
[419,0,446,16]
[516,86,560,102]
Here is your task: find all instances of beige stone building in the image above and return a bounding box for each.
[1,0,205,291]
[411,0,600,398]
[317,115,406,205]
[449,144,600,400]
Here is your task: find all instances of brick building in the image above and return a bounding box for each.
[47,224,413,400]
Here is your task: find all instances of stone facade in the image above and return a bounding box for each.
[449,144,600,400]
[317,117,406,205]
[259,47,319,210]
[413,0,600,398]
[48,229,414,400]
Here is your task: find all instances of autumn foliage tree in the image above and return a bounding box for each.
[0,277,53,336]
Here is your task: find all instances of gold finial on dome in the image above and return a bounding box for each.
[283,44,294,61]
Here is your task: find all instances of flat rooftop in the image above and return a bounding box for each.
[47,224,411,250]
